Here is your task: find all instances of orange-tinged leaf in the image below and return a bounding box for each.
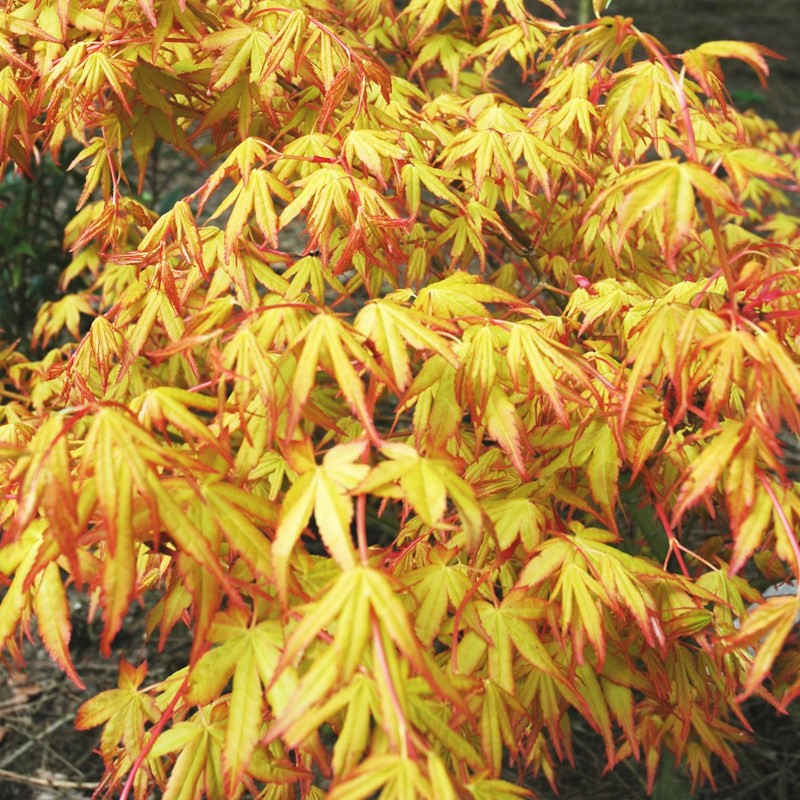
[136,0,157,26]
[354,299,459,391]
[274,442,369,600]
[559,563,606,664]
[362,567,423,664]
[480,680,522,774]
[188,615,247,703]
[427,754,460,800]
[484,496,548,552]
[591,160,742,265]
[505,129,588,200]
[506,320,593,425]
[153,715,220,800]
[223,642,264,793]
[327,754,420,800]
[586,422,620,521]
[518,538,571,587]
[132,387,223,450]
[440,466,483,553]
[148,473,234,590]
[0,538,38,654]
[287,314,378,437]
[728,595,800,698]
[32,294,95,348]
[621,302,723,424]
[209,169,290,257]
[75,657,160,760]
[201,482,274,575]
[601,676,638,758]
[466,778,533,799]
[358,443,447,528]
[406,560,472,645]
[33,563,84,688]
[413,271,519,320]
[83,412,137,656]
[477,600,561,692]
[281,677,360,754]
[332,678,376,775]
[343,128,404,180]
[673,420,744,523]
[259,9,311,85]
[730,489,772,574]
[757,331,800,403]
[274,578,353,681]
[337,572,375,680]
[359,442,483,548]
[314,468,359,571]
[484,385,527,477]
[401,160,463,213]
[279,164,354,233]
[565,278,649,335]
[100,492,135,656]
[204,23,266,90]
[399,454,448,528]
[595,555,657,643]
[575,663,615,764]
[715,145,795,190]
[693,40,777,87]
[273,469,317,602]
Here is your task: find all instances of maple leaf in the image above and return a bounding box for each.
[620,301,724,425]
[473,596,564,695]
[0,524,46,660]
[672,420,745,524]
[273,441,370,601]
[591,160,743,266]
[82,408,238,647]
[283,313,382,439]
[483,385,527,478]
[147,709,227,800]
[343,127,405,182]
[208,169,291,257]
[484,495,549,552]
[506,320,595,426]
[357,442,483,551]
[187,608,295,793]
[354,299,459,392]
[413,271,520,320]
[327,754,430,800]
[687,40,778,89]
[76,657,160,761]
[31,295,95,349]
[564,278,650,336]
[404,555,473,645]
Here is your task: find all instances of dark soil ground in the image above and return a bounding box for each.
[1,2,799,798]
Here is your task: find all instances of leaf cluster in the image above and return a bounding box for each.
[1,0,800,797]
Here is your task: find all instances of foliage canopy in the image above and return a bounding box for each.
[1,0,800,797]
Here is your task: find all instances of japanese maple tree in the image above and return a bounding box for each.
[1,0,800,797]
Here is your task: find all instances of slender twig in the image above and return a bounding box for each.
[0,767,97,791]
[119,674,190,800]
[0,713,73,770]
